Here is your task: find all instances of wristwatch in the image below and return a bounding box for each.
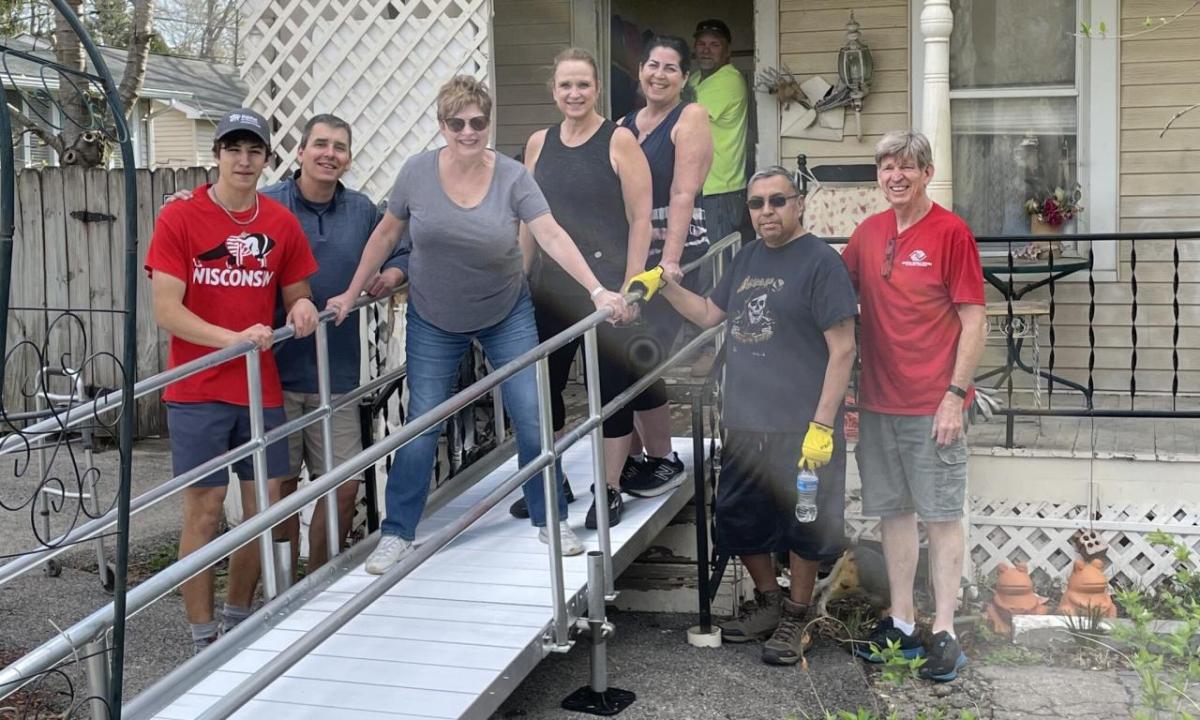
[947,384,968,399]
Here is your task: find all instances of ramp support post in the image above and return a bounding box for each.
[560,551,635,716]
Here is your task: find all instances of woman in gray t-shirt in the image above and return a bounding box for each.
[328,76,630,575]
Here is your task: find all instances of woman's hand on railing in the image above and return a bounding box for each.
[592,289,632,325]
[229,323,275,351]
[326,292,357,326]
[660,260,684,286]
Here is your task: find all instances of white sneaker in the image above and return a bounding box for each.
[365,535,413,575]
[538,523,585,556]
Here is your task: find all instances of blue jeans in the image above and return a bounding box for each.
[380,293,568,540]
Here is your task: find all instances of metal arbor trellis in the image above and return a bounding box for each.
[0,5,138,719]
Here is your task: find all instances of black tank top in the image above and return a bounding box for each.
[621,103,709,264]
[533,120,629,291]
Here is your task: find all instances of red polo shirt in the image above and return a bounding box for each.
[842,203,985,415]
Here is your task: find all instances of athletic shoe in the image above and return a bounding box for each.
[365,534,413,575]
[918,631,968,682]
[855,617,926,662]
[719,589,783,643]
[622,452,685,498]
[584,486,624,529]
[762,598,812,665]
[618,456,645,492]
[538,522,585,556]
[508,477,576,519]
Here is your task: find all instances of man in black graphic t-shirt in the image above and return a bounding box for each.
[630,165,857,667]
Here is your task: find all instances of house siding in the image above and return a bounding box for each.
[151,102,200,167]
[493,0,573,159]
[778,0,910,169]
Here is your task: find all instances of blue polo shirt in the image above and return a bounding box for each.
[265,172,408,394]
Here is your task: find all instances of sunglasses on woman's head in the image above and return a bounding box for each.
[443,115,490,133]
[746,193,799,210]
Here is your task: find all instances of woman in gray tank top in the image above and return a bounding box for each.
[513,48,653,530]
[327,76,632,574]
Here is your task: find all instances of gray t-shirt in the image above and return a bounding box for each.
[387,148,551,332]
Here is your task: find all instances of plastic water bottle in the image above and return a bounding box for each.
[795,467,819,523]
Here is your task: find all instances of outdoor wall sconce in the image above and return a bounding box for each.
[837,11,873,141]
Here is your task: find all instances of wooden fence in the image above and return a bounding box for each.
[4,166,217,437]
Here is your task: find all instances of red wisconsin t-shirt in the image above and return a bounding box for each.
[144,185,318,407]
[842,203,985,415]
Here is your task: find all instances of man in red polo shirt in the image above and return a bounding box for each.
[842,129,986,682]
[145,108,319,653]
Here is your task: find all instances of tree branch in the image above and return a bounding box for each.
[1160,103,1200,138]
[117,0,155,114]
[1076,0,1199,40]
[5,101,65,155]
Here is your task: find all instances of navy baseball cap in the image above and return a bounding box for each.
[694,19,732,43]
[214,108,271,148]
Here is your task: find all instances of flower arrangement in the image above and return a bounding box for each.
[1024,185,1083,227]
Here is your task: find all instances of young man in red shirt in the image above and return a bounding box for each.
[842,129,986,682]
[145,108,319,653]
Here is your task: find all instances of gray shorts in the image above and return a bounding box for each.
[855,410,968,521]
[283,391,364,479]
[166,402,289,487]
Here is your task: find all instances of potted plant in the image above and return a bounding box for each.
[1025,184,1083,235]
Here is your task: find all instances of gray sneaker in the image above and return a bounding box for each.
[762,598,812,665]
[720,589,782,643]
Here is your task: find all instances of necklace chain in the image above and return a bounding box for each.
[211,188,260,226]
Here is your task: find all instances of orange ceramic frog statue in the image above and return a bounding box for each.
[985,562,1048,634]
[1058,558,1117,618]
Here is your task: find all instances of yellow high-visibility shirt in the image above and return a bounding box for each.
[689,63,749,196]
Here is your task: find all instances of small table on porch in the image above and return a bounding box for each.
[976,255,1094,409]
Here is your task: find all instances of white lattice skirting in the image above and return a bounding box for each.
[846,499,1200,590]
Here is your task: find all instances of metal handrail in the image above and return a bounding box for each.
[0,231,740,705]
[0,289,406,587]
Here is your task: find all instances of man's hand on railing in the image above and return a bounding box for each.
[660,260,683,286]
[624,266,666,301]
[591,289,633,325]
[229,323,275,351]
[366,267,406,297]
[287,297,319,338]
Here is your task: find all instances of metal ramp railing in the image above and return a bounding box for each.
[0,232,740,719]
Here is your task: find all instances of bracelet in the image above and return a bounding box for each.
[589,285,606,300]
[947,384,968,399]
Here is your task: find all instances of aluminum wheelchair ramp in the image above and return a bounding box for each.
[150,437,698,720]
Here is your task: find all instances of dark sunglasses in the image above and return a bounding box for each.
[746,193,799,210]
[443,115,490,133]
[881,236,897,280]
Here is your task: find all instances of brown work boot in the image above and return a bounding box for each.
[762,598,812,665]
[720,588,782,643]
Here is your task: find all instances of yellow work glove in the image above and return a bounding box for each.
[623,266,666,301]
[800,421,834,470]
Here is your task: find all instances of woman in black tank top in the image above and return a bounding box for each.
[513,48,654,529]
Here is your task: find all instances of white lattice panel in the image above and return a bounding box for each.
[240,0,492,201]
[846,498,1200,590]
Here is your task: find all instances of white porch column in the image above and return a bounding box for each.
[920,0,953,207]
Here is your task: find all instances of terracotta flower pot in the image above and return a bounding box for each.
[1025,216,1064,258]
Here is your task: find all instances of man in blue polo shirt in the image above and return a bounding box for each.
[263,114,407,571]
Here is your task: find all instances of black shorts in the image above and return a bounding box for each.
[533,281,645,438]
[715,430,846,561]
[625,263,705,411]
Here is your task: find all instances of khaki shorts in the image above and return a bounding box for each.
[855,410,968,521]
[283,391,364,479]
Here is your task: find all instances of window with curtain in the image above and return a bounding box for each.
[948,0,1079,238]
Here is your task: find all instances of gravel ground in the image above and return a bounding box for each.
[492,611,880,720]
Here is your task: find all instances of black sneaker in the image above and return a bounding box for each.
[585,486,623,529]
[509,478,576,519]
[855,617,925,663]
[622,452,685,498]
[618,456,644,492]
[918,631,967,682]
